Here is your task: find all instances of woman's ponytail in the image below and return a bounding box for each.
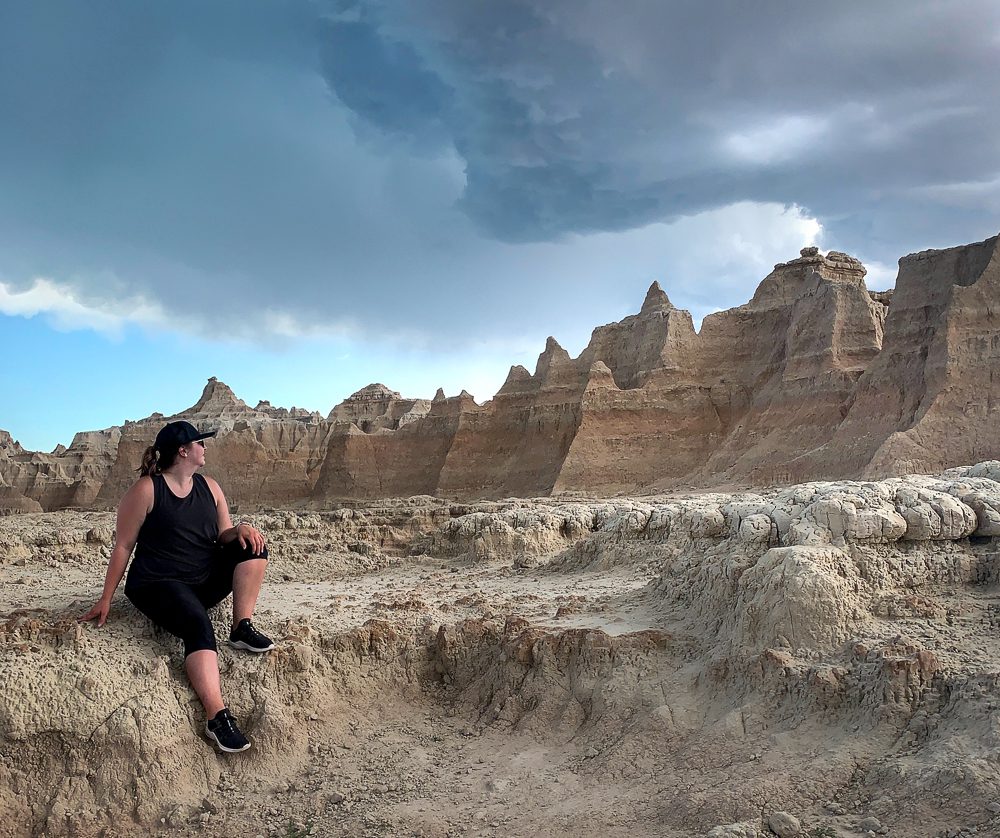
[138,445,161,476]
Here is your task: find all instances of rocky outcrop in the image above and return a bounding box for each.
[804,237,1000,479]
[691,247,885,486]
[327,383,430,432]
[314,396,460,499]
[0,426,119,511]
[92,378,333,511]
[4,235,1000,509]
[557,247,884,491]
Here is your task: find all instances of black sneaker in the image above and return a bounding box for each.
[228,618,275,653]
[205,708,250,753]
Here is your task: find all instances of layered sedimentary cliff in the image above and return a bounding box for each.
[3,234,1000,510]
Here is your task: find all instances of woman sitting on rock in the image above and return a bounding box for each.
[81,420,273,754]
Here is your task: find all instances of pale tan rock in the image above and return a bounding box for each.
[2,464,1000,837]
[328,383,430,432]
[767,812,801,838]
[817,235,1000,479]
[730,546,868,652]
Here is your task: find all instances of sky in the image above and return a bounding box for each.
[2,1,999,452]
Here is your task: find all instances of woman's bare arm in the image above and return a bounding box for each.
[80,477,153,626]
[206,476,265,555]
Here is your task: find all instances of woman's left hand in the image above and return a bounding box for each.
[235,522,266,556]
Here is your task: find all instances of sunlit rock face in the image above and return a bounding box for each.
[830,236,1000,479]
[4,234,1000,509]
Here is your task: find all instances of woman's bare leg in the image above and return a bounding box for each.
[185,650,225,717]
[232,558,268,629]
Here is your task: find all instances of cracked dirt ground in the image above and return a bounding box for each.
[4,472,1000,837]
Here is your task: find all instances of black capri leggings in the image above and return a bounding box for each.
[125,540,268,657]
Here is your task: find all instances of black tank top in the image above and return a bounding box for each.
[127,473,220,586]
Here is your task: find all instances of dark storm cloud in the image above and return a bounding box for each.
[0,0,464,339]
[318,0,1000,254]
[0,1,998,348]
[318,17,454,147]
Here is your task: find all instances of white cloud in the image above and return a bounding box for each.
[0,275,370,346]
[0,278,169,336]
[0,202,848,368]
[264,309,362,343]
[861,260,898,290]
[467,200,826,351]
[907,175,1000,213]
[611,200,823,303]
[723,115,830,166]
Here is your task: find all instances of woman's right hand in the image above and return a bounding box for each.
[80,597,111,627]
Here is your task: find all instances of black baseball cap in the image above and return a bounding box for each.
[154,421,217,451]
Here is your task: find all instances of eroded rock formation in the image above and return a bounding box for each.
[3,235,1000,509]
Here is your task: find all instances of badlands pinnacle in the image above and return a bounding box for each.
[3,233,1000,512]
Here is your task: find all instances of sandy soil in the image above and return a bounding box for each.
[4,478,1000,838]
